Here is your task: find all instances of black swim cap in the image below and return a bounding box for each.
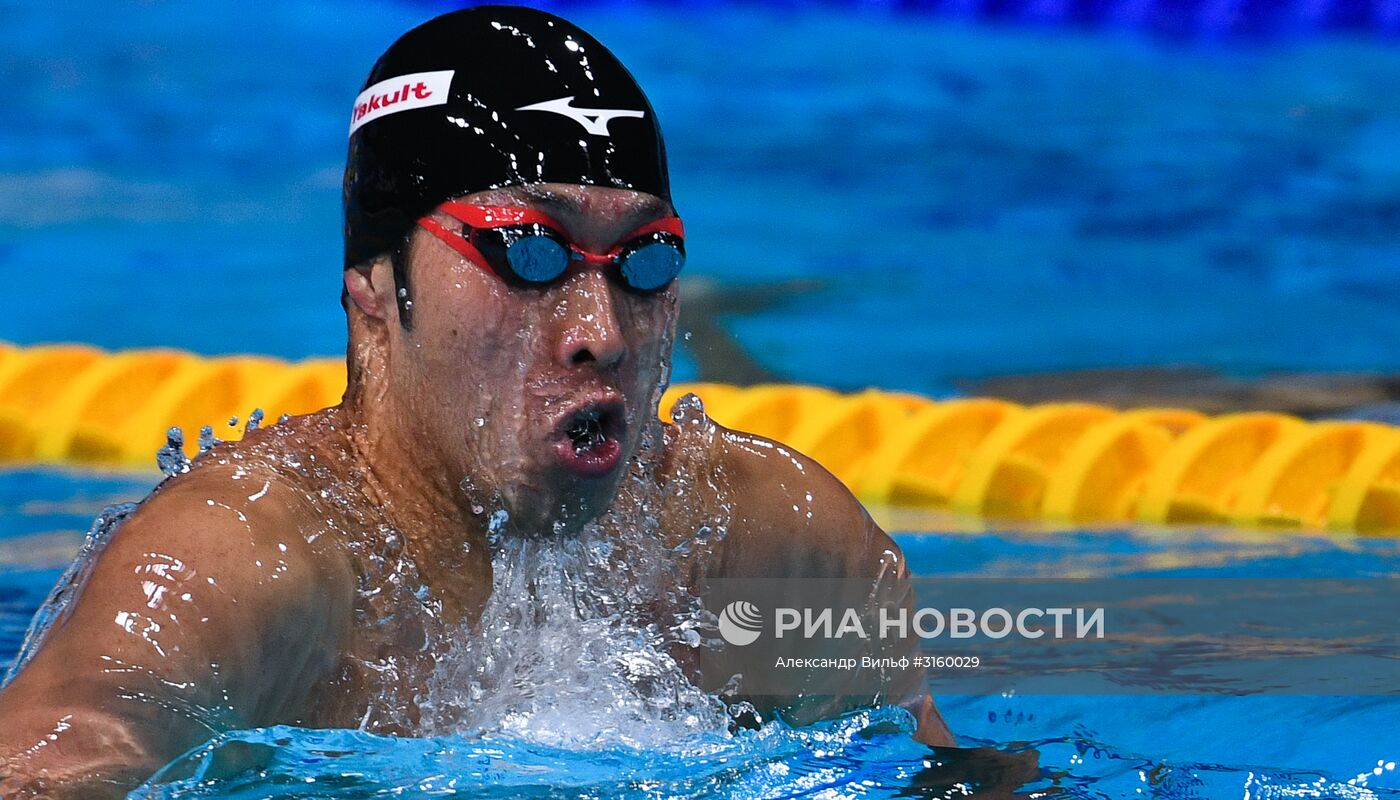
[343,5,672,270]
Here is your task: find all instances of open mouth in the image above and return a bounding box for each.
[552,399,625,477]
[566,408,609,454]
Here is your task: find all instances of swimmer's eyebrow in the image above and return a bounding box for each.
[624,195,671,222]
[521,188,672,228]
[615,196,671,230]
[518,186,584,216]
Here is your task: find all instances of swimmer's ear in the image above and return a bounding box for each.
[344,260,394,321]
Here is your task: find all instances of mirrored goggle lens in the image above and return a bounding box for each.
[506,234,570,283]
[620,238,686,291]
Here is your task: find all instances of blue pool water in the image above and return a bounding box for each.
[5,1,1400,392]
[2,470,1399,798]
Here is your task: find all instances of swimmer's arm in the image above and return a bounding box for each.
[700,426,955,746]
[0,477,351,798]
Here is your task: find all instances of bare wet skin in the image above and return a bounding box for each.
[0,402,948,796]
[0,183,952,797]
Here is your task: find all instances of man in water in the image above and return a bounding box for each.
[0,6,952,795]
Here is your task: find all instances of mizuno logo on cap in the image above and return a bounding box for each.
[350,70,454,137]
[515,96,645,137]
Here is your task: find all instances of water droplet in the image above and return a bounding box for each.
[156,428,192,476]
[197,426,220,455]
[227,416,240,428]
[245,409,265,434]
[487,509,510,536]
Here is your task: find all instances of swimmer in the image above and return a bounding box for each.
[0,6,952,796]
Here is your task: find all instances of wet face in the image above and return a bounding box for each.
[383,184,679,535]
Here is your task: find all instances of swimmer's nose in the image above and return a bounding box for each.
[557,270,626,370]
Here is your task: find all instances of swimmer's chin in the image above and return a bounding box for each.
[482,485,609,540]
[492,511,596,540]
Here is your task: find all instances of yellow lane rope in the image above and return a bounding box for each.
[0,343,1396,534]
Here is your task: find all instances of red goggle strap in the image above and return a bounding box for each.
[422,203,686,270]
[438,203,685,249]
[417,217,493,270]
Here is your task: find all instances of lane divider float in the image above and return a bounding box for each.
[0,343,1395,534]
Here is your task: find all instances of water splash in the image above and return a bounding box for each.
[411,406,734,747]
[414,526,729,748]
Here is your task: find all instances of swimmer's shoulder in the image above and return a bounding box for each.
[123,407,361,606]
[0,441,358,734]
[109,458,356,624]
[660,411,896,579]
[155,407,360,555]
[92,411,360,635]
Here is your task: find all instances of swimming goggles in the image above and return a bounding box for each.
[417,202,685,292]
